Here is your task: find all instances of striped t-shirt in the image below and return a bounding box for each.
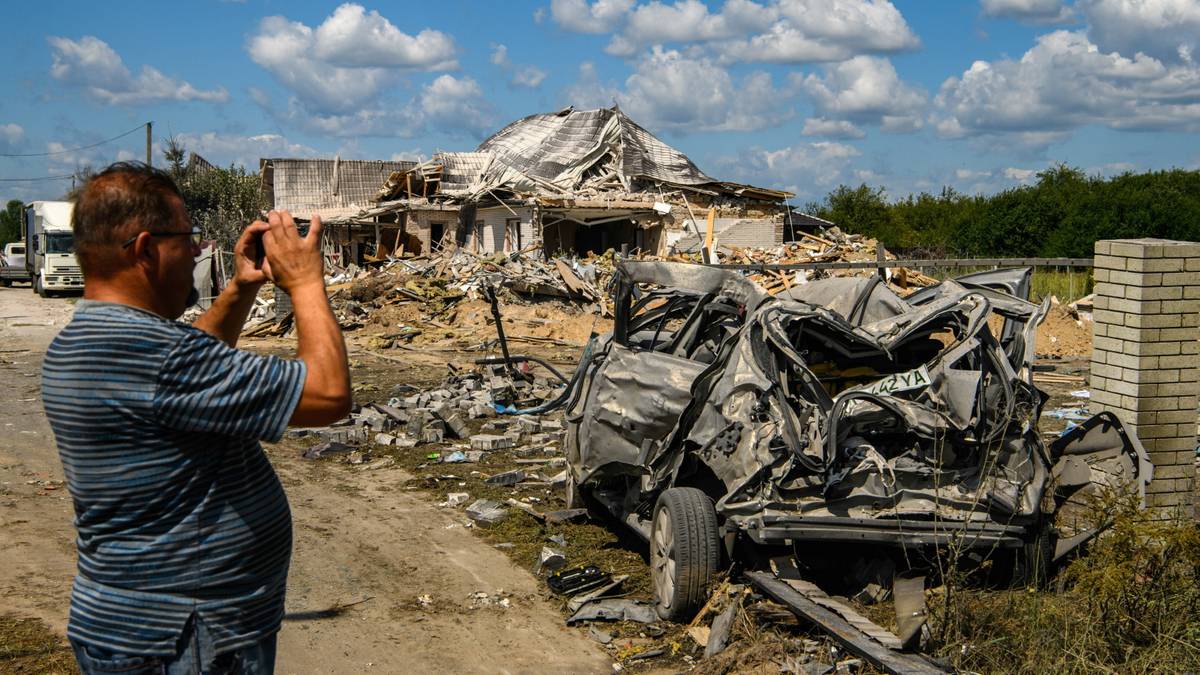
[41,300,307,656]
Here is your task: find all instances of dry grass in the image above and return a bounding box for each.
[931,497,1200,673]
[0,615,74,674]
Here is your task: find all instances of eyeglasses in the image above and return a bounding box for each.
[122,227,202,249]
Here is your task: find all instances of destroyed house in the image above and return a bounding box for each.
[259,157,460,263]
[374,106,794,257]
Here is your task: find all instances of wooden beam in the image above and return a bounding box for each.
[702,207,716,265]
[745,571,947,675]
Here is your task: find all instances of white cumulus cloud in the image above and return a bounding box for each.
[311,4,456,68]
[49,36,228,105]
[981,0,1075,24]
[711,140,862,196]
[491,44,548,89]
[252,74,492,140]
[801,117,866,138]
[247,4,456,115]
[550,0,636,33]
[595,0,918,63]
[172,132,322,170]
[934,29,1200,144]
[0,123,24,152]
[800,55,926,132]
[1082,0,1200,65]
[614,47,792,131]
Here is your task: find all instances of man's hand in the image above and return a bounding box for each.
[231,220,271,289]
[262,211,325,293]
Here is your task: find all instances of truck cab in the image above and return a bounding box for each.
[24,201,82,297]
[0,242,31,286]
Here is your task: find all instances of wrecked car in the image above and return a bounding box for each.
[564,262,1152,620]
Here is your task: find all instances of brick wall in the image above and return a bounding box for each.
[1090,238,1200,518]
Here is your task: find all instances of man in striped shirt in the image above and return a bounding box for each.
[41,162,351,674]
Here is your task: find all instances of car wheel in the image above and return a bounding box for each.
[651,487,720,621]
[1014,519,1056,588]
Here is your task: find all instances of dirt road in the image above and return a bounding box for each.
[0,287,610,674]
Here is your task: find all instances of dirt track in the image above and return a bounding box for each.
[0,287,610,674]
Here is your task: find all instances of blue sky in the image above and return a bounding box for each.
[2,0,1199,207]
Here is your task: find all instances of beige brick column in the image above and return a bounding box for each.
[1090,238,1199,519]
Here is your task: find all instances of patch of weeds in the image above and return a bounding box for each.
[932,495,1200,673]
[0,615,74,674]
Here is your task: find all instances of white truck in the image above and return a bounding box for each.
[0,241,31,286]
[24,201,82,297]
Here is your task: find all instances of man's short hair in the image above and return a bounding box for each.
[72,162,184,278]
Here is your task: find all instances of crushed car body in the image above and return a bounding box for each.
[566,261,1152,613]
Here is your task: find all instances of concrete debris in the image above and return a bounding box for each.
[302,441,354,459]
[465,499,508,525]
[544,508,588,524]
[567,599,658,625]
[485,469,526,486]
[471,434,514,451]
[446,492,470,507]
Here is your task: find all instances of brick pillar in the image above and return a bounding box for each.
[1090,239,1199,519]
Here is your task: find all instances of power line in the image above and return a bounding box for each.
[0,174,76,183]
[0,122,149,158]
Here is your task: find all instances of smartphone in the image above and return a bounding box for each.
[254,232,266,265]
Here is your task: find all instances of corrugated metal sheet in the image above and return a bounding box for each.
[470,107,713,195]
[266,158,417,215]
[438,152,492,194]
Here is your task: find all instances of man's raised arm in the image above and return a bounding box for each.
[259,212,352,426]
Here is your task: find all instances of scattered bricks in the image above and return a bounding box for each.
[505,432,525,446]
[447,492,470,507]
[471,434,515,451]
[485,469,527,486]
[516,416,541,433]
[541,419,564,431]
[395,438,419,449]
[302,441,355,459]
[375,432,397,446]
[443,413,469,439]
[465,450,486,462]
[468,404,494,419]
[374,403,409,424]
[407,412,430,437]
[420,426,445,444]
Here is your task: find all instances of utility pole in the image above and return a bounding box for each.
[145,121,152,166]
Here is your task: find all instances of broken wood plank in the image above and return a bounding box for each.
[744,571,948,675]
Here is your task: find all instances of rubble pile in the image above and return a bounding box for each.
[293,362,569,467]
[241,227,945,341]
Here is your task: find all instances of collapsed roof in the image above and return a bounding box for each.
[377,106,790,203]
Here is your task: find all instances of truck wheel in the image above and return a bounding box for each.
[35,275,47,298]
[651,487,720,621]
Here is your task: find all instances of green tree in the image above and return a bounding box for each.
[0,199,23,247]
[163,141,266,254]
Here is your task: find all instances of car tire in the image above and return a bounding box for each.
[1015,520,1056,588]
[651,487,720,621]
